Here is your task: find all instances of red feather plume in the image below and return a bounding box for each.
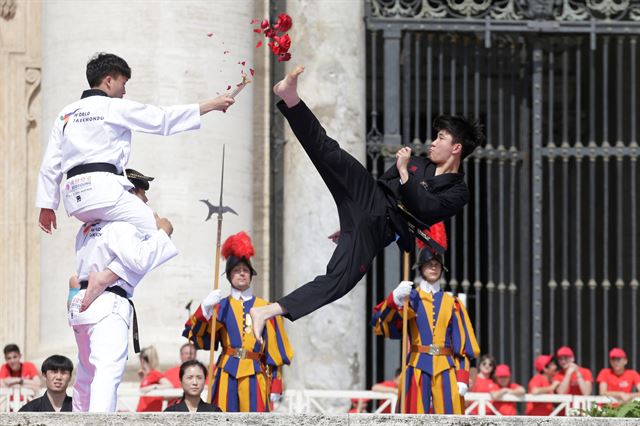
[416,221,448,251]
[221,231,255,260]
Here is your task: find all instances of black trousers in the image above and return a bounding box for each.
[277,101,396,321]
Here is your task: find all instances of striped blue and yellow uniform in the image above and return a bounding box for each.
[372,288,480,414]
[183,296,293,412]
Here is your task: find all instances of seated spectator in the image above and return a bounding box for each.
[554,346,592,396]
[19,355,73,412]
[491,364,525,416]
[469,354,499,415]
[136,346,172,412]
[597,348,640,403]
[0,344,41,391]
[164,343,196,388]
[526,354,559,415]
[163,360,220,412]
[348,397,370,413]
[370,367,401,413]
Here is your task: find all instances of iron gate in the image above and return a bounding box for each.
[365,0,640,389]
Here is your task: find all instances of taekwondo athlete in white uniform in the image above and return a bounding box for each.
[68,169,176,412]
[36,53,234,303]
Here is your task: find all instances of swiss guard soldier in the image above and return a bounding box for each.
[182,232,293,412]
[372,222,480,414]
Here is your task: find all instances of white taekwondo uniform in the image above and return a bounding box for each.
[36,89,200,233]
[69,220,178,412]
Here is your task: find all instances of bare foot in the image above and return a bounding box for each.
[273,65,305,108]
[80,270,117,312]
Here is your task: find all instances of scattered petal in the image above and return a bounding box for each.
[207,32,214,37]
[250,18,259,24]
[250,68,255,76]
[253,28,262,34]
[241,61,246,66]
[274,13,292,33]
[260,19,270,29]
[226,85,231,90]
[278,52,292,62]
[255,41,263,48]
[223,50,230,54]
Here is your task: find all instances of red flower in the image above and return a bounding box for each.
[255,41,263,48]
[274,13,292,33]
[260,19,270,29]
[275,34,291,52]
[278,52,291,62]
[263,27,276,39]
[250,68,255,76]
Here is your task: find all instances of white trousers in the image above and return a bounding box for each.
[72,313,129,412]
[74,189,156,235]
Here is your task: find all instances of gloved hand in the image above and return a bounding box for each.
[270,393,282,403]
[202,289,222,320]
[392,281,413,307]
[457,382,468,397]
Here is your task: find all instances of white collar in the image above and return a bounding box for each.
[230,287,253,301]
[419,278,441,294]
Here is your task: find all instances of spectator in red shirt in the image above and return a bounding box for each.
[492,364,525,416]
[164,343,196,388]
[469,355,499,415]
[136,346,172,412]
[597,348,640,403]
[0,344,41,392]
[554,346,592,396]
[526,354,559,415]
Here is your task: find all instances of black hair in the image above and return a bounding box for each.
[41,355,73,374]
[394,367,402,377]
[3,344,20,356]
[477,354,497,381]
[433,115,485,160]
[86,53,131,88]
[179,359,207,382]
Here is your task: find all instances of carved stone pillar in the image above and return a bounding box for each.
[0,0,42,356]
[281,0,367,393]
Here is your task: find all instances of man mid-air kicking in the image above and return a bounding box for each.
[250,66,484,341]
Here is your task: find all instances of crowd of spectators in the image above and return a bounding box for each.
[3,341,640,415]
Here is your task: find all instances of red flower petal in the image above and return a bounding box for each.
[207,32,214,37]
[253,28,262,34]
[250,68,255,76]
[250,18,259,24]
[226,85,231,90]
[264,28,276,39]
[278,52,292,62]
[260,19,270,29]
[255,41,263,48]
[275,13,292,33]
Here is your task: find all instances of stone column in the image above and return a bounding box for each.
[39,0,259,365]
[0,0,42,357]
[281,0,367,392]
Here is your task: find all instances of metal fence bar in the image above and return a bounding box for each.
[560,43,570,348]
[461,37,470,296]
[602,36,611,367]
[486,43,495,355]
[402,32,412,146]
[615,37,624,349]
[439,38,444,115]
[632,37,639,371]
[547,48,556,351]
[473,41,482,344]
[426,35,433,144]
[531,42,544,358]
[588,41,597,376]
[413,33,421,145]
[574,41,584,361]
[509,42,518,373]
[450,36,458,294]
[497,44,507,362]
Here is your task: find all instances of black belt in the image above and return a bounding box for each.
[67,163,121,179]
[79,281,140,353]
